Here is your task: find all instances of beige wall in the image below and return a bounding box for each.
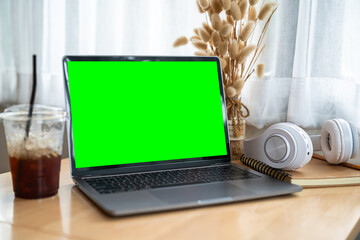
[0,122,10,173]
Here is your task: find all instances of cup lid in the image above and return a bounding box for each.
[0,104,67,121]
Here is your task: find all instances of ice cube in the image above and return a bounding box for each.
[41,123,51,132]
[25,135,38,151]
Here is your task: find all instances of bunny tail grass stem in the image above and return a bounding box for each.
[245,44,265,79]
[248,19,259,45]
[257,6,277,49]
[244,5,277,78]
[244,68,255,82]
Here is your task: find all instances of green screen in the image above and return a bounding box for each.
[67,60,227,168]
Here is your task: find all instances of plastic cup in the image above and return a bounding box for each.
[0,104,66,199]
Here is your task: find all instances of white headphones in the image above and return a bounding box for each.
[311,119,359,164]
[243,119,359,170]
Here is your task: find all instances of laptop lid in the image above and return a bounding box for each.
[62,56,231,177]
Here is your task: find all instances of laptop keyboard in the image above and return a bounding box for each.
[84,165,260,194]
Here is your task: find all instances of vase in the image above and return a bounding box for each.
[228,119,246,160]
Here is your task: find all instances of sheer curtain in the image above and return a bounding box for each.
[0,0,202,108]
[1,0,360,130]
[242,0,360,130]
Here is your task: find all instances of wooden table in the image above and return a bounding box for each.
[1,159,360,240]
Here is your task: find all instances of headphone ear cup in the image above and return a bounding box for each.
[243,122,313,170]
[321,120,342,164]
[321,119,353,164]
[348,122,359,158]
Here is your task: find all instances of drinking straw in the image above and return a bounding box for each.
[25,55,37,139]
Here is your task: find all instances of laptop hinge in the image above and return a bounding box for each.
[79,162,231,179]
[212,162,230,165]
[81,175,93,178]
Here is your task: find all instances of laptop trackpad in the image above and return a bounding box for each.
[151,182,252,204]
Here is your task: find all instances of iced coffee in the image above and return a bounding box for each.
[0,104,66,199]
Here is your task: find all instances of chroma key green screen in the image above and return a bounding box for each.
[66,60,228,168]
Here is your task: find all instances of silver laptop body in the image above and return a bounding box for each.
[62,55,301,217]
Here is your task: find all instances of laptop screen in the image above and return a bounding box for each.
[65,57,229,169]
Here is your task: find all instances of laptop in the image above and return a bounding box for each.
[62,55,301,217]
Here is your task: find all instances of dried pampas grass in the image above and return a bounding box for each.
[226,86,237,97]
[249,0,258,6]
[220,58,227,69]
[197,0,206,13]
[238,39,244,51]
[238,44,256,63]
[240,21,254,41]
[222,0,231,10]
[199,28,210,42]
[239,0,248,20]
[198,0,210,10]
[218,41,228,56]
[194,28,199,36]
[190,35,201,41]
[219,23,232,37]
[195,50,208,56]
[211,31,221,47]
[227,15,234,25]
[233,78,245,93]
[248,6,257,21]
[174,0,277,103]
[192,39,208,50]
[229,40,238,59]
[210,14,222,30]
[203,23,213,35]
[258,3,274,20]
[230,2,241,20]
[210,0,223,14]
[173,0,277,138]
[173,36,188,47]
[256,63,265,78]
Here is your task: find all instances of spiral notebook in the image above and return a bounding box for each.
[239,155,360,188]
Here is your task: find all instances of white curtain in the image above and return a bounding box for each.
[0,0,202,107]
[1,0,360,130]
[242,0,360,130]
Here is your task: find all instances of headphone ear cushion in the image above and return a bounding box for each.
[321,120,343,164]
[321,119,353,164]
[348,122,359,158]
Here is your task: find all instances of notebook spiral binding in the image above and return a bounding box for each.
[240,154,292,182]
